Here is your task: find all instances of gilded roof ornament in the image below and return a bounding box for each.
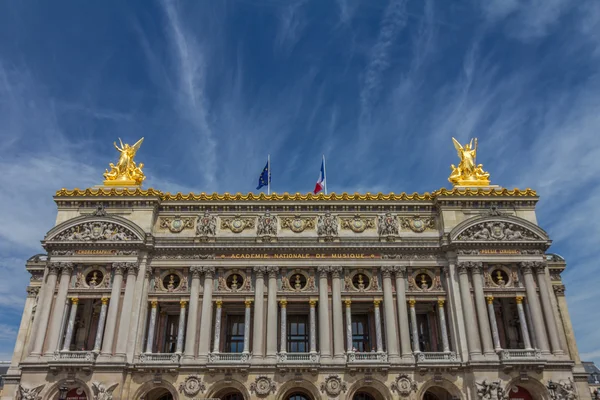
[449,137,491,187]
[103,137,145,186]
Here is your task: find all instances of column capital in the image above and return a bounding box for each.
[190,266,202,279]
[393,265,407,278]
[59,262,74,275]
[267,266,279,278]
[202,266,216,278]
[317,266,330,277]
[151,300,158,308]
[46,262,62,275]
[344,299,351,307]
[437,299,445,307]
[180,300,188,307]
[126,262,139,275]
[309,299,317,307]
[373,299,381,307]
[215,300,223,308]
[457,261,482,274]
[101,297,109,305]
[330,266,343,278]
[486,296,494,304]
[280,299,288,307]
[515,296,524,304]
[112,262,126,275]
[253,266,267,277]
[245,299,253,307]
[381,265,394,278]
[532,262,547,274]
[520,261,544,274]
[70,297,79,305]
[408,299,416,307]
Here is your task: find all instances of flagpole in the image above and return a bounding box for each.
[267,154,271,196]
[323,154,328,195]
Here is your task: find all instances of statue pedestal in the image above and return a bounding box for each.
[454,184,500,189]
[103,179,139,187]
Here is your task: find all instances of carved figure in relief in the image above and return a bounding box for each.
[344,275,352,291]
[317,211,338,237]
[92,382,119,400]
[548,379,577,400]
[307,275,316,291]
[17,384,44,400]
[257,211,277,236]
[196,211,217,237]
[378,213,399,236]
[476,380,503,400]
[217,275,228,291]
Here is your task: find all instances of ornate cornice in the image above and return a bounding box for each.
[55,187,537,201]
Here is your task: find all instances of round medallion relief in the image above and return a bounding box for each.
[491,269,509,286]
[352,273,370,290]
[226,273,244,290]
[163,274,181,291]
[85,270,104,287]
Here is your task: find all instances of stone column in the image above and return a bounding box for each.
[212,300,222,353]
[345,299,353,352]
[534,263,564,355]
[331,266,345,361]
[309,299,317,354]
[373,299,384,353]
[31,263,61,355]
[457,262,482,357]
[280,300,287,354]
[93,298,109,352]
[45,263,73,354]
[394,267,413,359]
[522,262,550,354]
[266,266,279,360]
[409,300,420,353]
[61,298,79,351]
[438,300,451,353]
[198,266,215,361]
[516,296,533,350]
[381,266,400,361]
[471,263,495,357]
[486,296,502,352]
[317,266,332,360]
[145,301,158,353]
[100,264,124,356]
[116,263,139,356]
[176,301,187,353]
[243,300,252,354]
[184,266,201,359]
[525,301,538,349]
[252,266,266,358]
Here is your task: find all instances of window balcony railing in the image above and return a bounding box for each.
[277,352,320,363]
[499,349,542,361]
[138,353,181,364]
[52,351,97,362]
[208,352,251,363]
[347,351,388,363]
[416,351,457,363]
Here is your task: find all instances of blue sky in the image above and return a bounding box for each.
[0,1,599,363]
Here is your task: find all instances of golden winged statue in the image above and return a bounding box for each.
[448,137,491,186]
[103,137,146,186]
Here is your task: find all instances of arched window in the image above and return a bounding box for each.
[222,392,244,400]
[353,393,376,400]
[288,393,310,400]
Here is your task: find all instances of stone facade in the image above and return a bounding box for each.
[1,188,592,400]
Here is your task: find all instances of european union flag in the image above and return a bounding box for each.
[256,160,270,190]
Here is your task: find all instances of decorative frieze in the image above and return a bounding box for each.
[400,215,435,233]
[280,215,315,233]
[52,221,139,241]
[457,221,542,241]
[391,374,418,397]
[178,376,206,397]
[196,211,217,238]
[475,380,504,400]
[340,215,375,233]
[317,211,338,239]
[547,379,577,400]
[17,384,44,400]
[257,211,277,236]
[320,375,347,397]
[377,213,399,239]
[221,215,255,233]
[159,215,194,233]
[250,376,276,396]
[91,381,119,400]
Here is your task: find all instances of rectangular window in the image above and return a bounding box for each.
[351,314,371,352]
[287,315,309,353]
[161,315,179,353]
[225,315,245,353]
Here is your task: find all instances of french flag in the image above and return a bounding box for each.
[314,157,326,194]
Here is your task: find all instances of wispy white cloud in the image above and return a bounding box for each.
[276,0,308,52]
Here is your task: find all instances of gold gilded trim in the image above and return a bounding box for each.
[55,187,537,200]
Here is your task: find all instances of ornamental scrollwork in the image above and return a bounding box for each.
[91,382,119,400]
[17,384,45,400]
[250,376,276,396]
[457,221,542,241]
[320,375,347,397]
[257,211,277,236]
[280,215,315,233]
[340,215,375,233]
[378,213,399,237]
[391,374,417,397]
[221,215,255,233]
[196,211,217,237]
[178,375,206,397]
[53,221,139,241]
[317,211,338,239]
[400,215,435,233]
[159,215,194,233]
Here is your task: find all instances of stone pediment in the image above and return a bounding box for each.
[450,215,549,243]
[45,216,145,242]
